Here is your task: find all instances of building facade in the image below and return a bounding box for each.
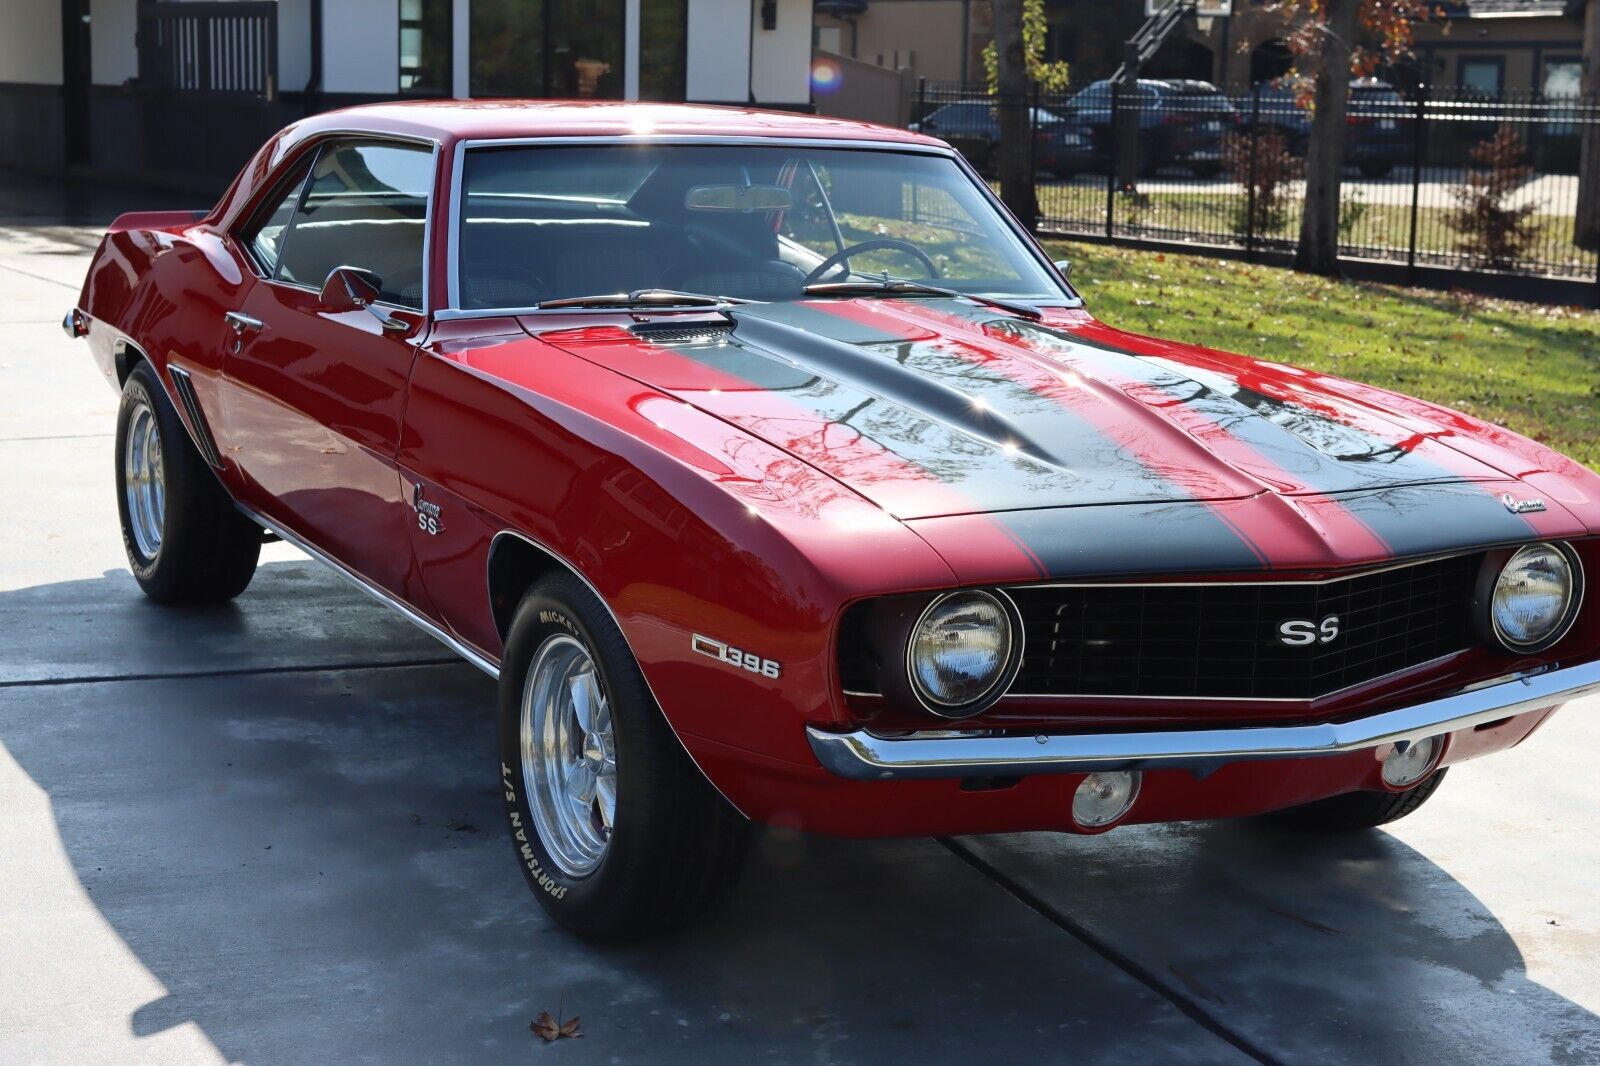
[0,0,816,190]
[810,0,1587,94]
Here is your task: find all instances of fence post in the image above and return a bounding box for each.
[916,77,926,127]
[1029,83,1039,191]
[1406,83,1427,285]
[1245,83,1261,261]
[1106,81,1118,239]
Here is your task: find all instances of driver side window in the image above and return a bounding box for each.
[244,155,314,275]
[270,140,435,309]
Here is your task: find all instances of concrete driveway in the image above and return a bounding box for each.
[2,177,1597,1064]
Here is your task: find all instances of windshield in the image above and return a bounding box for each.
[454,144,1069,309]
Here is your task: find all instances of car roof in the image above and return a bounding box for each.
[211,100,947,233]
[288,99,940,149]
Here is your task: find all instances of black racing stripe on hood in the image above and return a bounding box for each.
[914,499,1270,578]
[1328,482,1548,558]
[714,304,1261,518]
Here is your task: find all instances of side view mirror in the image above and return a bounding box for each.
[320,265,408,332]
[1054,258,1072,279]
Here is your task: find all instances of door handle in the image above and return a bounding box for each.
[224,311,264,334]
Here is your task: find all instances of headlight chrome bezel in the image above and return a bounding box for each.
[1477,541,1585,654]
[903,589,1024,718]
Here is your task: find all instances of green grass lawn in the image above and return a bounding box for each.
[1042,239,1600,470]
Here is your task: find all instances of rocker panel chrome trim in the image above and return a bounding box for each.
[806,659,1600,780]
[238,505,501,678]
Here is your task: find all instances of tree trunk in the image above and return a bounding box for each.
[1575,0,1600,252]
[1293,0,1361,276]
[991,0,1037,230]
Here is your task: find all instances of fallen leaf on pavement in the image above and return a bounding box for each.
[530,1011,582,1042]
[531,989,582,1042]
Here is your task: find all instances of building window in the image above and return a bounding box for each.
[551,0,625,98]
[1543,58,1581,100]
[639,0,687,100]
[471,0,624,99]
[1543,57,1582,134]
[400,0,452,95]
[1457,57,1503,97]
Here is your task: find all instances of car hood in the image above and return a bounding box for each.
[537,297,1528,523]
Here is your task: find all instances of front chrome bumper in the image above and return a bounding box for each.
[807,660,1600,781]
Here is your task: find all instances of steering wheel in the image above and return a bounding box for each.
[802,238,940,285]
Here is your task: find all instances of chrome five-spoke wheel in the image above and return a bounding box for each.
[123,398,165,559]
[521,633,617,877]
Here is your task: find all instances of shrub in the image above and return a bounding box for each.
[1222,129,1303,239]
[1447,125,1539,269]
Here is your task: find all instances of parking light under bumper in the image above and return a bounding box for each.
[807,660,1600,781]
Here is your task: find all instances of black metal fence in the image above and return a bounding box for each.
[913,80,1600,284]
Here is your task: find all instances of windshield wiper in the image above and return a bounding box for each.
[803,280,1043,321]
[536,288,748,310]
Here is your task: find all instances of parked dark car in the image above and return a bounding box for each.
[1061,78,1239,177]
[910,101,1094,177]
[1250,78,1411,178]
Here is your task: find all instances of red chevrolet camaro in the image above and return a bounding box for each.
[67,101,1599,941]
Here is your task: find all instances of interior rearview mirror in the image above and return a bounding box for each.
[320,265,408,332]
[685,184,792,212]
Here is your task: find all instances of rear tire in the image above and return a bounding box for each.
[115,361,260,604]
[1263,769,1447,833]
[496,572,748,942]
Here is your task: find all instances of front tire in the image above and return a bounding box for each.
[1263,769,1447,833]
[115,361,260,604]
[497,572,748,941]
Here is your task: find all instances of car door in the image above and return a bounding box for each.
[221,137,437,598]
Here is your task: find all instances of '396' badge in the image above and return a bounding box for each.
[692,634,781,679]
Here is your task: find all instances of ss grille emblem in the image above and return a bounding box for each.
[1278,615,1340,646]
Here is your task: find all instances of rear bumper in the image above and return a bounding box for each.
[807,661,1600,782]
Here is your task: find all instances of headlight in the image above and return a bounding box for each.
[906,590,1020,715]
[1486,542,1582,652]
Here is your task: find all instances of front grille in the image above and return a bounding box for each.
[1007,554,1481,700]
[838,554,1483,703]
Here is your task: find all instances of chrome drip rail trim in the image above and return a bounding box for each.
[806,660,1600,780]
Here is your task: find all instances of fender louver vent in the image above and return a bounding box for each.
[168,366,224,469]
[630,321,735,346]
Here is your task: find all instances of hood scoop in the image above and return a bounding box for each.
[630,319,735,346]
[727,312,1069,469]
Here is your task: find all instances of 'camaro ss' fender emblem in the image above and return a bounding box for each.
[1278,615,1340,646]
[692,634,781,679]
[411,482,444,535]
[1501,493,1547,515]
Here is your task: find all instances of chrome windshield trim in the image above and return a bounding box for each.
[806,659,1600,780]
[443,135,1081,313]
[238,505,500,679]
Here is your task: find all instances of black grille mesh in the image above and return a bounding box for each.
[1007,554,1481,700]
[839,554,1482,702]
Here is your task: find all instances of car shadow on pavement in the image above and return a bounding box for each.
[1,565,1596,1063]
